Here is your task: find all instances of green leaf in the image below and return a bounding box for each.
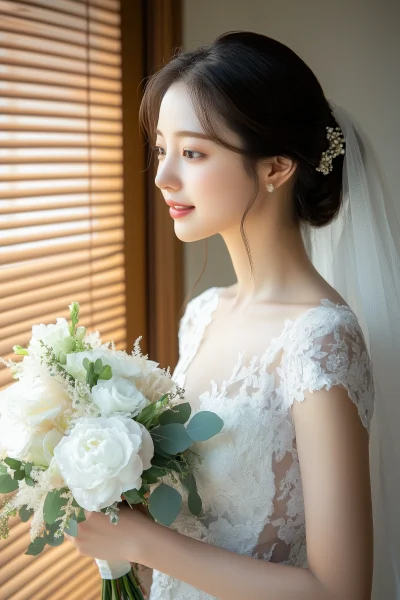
[46,531,64,547]
[151,424,192,455]
[76,507,86,523]
[0,473,19,493]
[25,475,35,487]
[142,465,167,484]
[181,474,202,516]
[65,518,78,537]
[148,483,182,526]
[94,358,103,373]
[186,411,224,442]
[123,489,143,504]
[151,454,183,473]
[0,463,7,475]
[83,358,91,370]
[14,469,26,481]
[19,506,34,522]
[13,345,29,356]
[24,463,33,476]
[99,365,112,380]
[43,488,68,525]
[4,457,21,470]
[159,403,192,426]
[26,537,46,556]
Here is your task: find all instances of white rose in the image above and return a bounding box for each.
[92,376,150,417]
[64,350,142,384]
[53,416,154,511]
[29,427,64,467]
[28,318,71,358]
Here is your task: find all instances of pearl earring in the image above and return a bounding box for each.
[266,183,275,193]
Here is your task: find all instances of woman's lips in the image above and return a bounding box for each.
[169,206,195,219]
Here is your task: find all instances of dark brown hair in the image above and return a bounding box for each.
[139,31,345,311]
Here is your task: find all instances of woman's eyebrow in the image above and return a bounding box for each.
[155,129,212,141]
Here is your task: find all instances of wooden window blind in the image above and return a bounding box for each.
[0,0,126,597]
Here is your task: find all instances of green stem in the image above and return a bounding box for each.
[111,578,119,600]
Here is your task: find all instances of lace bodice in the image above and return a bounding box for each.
[149,286,375,600]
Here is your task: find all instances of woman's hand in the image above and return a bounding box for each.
[64,504,149,563]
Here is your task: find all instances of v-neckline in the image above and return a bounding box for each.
[176,286,354,407]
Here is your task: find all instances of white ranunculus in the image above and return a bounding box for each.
[28,318,71,358]
[64,350,142,384]
[53,416,154,511]
[92,376,150,417]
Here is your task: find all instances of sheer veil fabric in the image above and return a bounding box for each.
[302,105,400,597]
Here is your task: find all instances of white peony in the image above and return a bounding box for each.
[53,416,154,511]
[0,377,69,429]
[92,376,150,417]
[64,349,142,383]
[28,318,71,358]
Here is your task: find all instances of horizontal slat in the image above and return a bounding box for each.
[0,80,121,105]
[0,99,122,120]
[0,214,124,246]
[0,177,123,199]
[0,228,124,264]
[0,114,122,132]
[0,192,122,213]
[0,147,123,163]
[0,1,120,39]
[0,64,122,92]
[0,244,124,284]
[0,270,125,325]
[1,204,123,232]
[0,131,122,147]
[0,47,121,78]
[0,28,121,63]
[10,550,94,600]
[0,162,123,180]
[45,570,102,600]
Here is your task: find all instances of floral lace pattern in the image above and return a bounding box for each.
[149,287,375,600]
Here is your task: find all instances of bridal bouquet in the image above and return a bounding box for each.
[0,303,223,600]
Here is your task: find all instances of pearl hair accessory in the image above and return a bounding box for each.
[266,183,275,192]
[316,126,346,175]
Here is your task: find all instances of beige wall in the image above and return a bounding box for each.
[182,1,399,598]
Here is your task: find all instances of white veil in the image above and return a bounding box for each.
[302,105,400,597]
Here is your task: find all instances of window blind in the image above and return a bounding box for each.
[0,0,125,596]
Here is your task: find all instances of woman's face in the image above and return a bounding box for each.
[154,83,261,242]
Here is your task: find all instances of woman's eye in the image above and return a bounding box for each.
[183,149,204,159]
[152,145,165,158]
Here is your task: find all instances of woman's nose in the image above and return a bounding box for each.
[154,159,181,192]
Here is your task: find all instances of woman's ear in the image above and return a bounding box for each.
[261,156,297,191]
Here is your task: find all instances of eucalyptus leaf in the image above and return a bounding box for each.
[0,473,19,493]
[19,506,33,522]
[159,403,192,426]
[123,489,143,504]
[24,463,33,476]
[142,465,168,484]
[148,483,182,526]
[25,475,35,487]
[14,469,26,481]
[26,537,45,556]
[181,474,202,516]
[65,518,78,537]
[43,488,68,525]
[151,424,192,455]
[186,411,224,442]
[46,531,64,547]
[99,365,112,380]
[4,457,21,470]
[151,454,183,473]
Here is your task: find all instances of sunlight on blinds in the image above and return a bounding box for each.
[0,0,125,597]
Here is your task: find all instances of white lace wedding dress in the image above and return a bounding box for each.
[149,286,375,600]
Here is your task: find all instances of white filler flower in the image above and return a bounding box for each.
[53,416,154,511]
[92,376,150,417]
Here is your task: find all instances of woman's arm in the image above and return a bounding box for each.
[130,384,373,600]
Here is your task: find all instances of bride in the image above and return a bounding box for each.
[68,32,399,599]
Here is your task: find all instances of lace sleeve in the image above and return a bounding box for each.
[279,306,375,432]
